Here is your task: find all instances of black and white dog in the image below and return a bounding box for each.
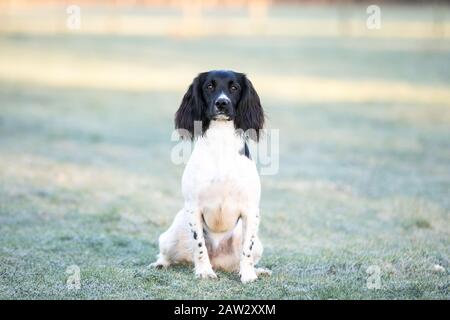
[151,70,271,283]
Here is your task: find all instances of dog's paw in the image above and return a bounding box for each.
[255,267,272,277]
[149,257,170,269]
[195,265,218,280]
[149,262,167,269]
[240,267,258,284]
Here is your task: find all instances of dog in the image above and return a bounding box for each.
[151,70,271,283]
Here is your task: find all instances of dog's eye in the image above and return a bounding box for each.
[230,85,238,91]
[207,83,214,90]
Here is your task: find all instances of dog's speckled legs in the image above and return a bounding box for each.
[239,207,260,283]
[187,204,217,279]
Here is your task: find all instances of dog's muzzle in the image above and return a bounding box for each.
[213,95,232,120]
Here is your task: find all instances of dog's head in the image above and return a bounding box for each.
[175,70,264,141]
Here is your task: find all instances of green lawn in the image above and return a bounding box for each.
[0,4,449,299]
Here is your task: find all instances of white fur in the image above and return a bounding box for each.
[151,120,270,283]
[217,91,231,103]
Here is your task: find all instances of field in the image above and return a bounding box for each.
[0,4,449,299]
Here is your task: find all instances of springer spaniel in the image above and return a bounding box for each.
[151,70,271,283]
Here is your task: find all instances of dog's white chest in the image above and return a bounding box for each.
[181,121,260,233]
[199,174,245,233]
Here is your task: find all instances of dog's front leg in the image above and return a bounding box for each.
[186,205,217,279]
[239,207,260,284]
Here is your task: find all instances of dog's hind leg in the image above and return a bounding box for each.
[149,229,174,269]
[150,253,171,269]
[255,267,272,276]
[150,210,191,268]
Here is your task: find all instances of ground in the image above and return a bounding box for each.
[0,4,449,299]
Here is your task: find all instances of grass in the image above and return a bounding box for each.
[0,4,449,299]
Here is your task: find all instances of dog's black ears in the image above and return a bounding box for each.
[235,75,265,141]
[175,73,208,140]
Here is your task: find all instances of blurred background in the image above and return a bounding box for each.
[0,0,449,299]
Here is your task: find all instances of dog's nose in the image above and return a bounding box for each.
[215,98,229,112]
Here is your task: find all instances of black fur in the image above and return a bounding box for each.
[239,142,251,160]
[174,72,209,139]
[234,75,265,141]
